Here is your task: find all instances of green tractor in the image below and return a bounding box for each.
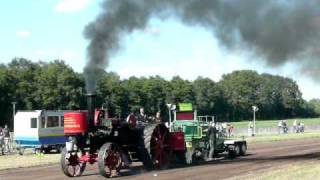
[168,103,247,164]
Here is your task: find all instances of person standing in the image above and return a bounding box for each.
[299,122,305,133]
[283,120,288,133]
[222,122,227,137]
[293,120,297,133]
[0,127,4,155]
[207,123,217,160]
[228,124,235,138]
[278,120,283,134]
[248,122,253,136]
[2,125,10,153]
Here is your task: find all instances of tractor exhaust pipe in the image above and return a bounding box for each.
[86,93,96,132]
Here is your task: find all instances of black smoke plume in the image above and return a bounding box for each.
[84,0,320,92]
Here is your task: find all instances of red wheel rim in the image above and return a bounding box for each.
[150,125,171,169]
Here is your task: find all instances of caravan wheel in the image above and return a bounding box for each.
[18,147,25,156]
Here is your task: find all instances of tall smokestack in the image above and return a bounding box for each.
[86,93,96,131]
[83,0,320,86]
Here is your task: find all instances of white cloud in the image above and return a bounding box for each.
[16,30,31,38]
[55,0,92,13]
[144,27,161,35]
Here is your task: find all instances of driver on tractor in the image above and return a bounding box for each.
[207,122,218,160]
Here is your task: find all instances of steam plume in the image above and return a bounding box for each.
[84,0,320,92]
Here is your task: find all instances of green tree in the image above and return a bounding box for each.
[122,76,147,114]
[142,76,169,118]
[193,77,225,117]
[218,70,263,120]
[34,60,84,109]
[167,76,195,104]
[7,58,42,110]
[0,64,11,126]
[309,99,320,115]
[97,72,127,118]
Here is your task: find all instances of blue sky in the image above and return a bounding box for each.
[1,0,320,100]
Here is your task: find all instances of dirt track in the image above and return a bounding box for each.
[1,138,319,180]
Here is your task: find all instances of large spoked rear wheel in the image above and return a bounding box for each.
[142,124,172,170]
[60,148,86,177]
[98,143,122,178]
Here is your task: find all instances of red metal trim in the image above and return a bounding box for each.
[169,132,185,151]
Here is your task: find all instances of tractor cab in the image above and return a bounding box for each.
[169,103,244,164]
[170,103,213,142]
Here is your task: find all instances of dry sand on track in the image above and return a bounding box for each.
[0,138,319,180]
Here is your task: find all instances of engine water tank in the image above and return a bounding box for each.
[64,112,88,134]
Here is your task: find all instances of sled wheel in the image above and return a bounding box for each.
[98,143,122,178]
[239,143,247,156]
[60,148,86,177]
[234,144,240,156]
[175,151,186,164]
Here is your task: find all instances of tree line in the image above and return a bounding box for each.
[1,58,320,128]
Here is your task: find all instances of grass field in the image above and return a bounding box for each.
[0,151,60,170]
[236,161,320,180]
[232,117,320,129]
[243,132,320,143]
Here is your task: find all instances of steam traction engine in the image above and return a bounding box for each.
[60,94,185,178]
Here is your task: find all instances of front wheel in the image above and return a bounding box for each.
[98,143,122,178]
[239,143,247,156]
[185,148,195,164]
[60,148,86,177]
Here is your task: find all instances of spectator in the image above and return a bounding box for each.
[278,120,283,134]
[248,122,253,136]
[297,120,301,133]
[293,120,298,133]
[228,124,235,137]
[221,123,227,137]
[299,122,305,133]
[0,127,3,155]
[283,120,288,133]
[2,125,10,153]
[297,120,304,133]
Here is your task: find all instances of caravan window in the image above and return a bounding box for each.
[31,118,37,128]
[47,116,59,128]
